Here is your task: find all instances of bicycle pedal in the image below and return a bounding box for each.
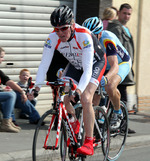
[44,146,59,150]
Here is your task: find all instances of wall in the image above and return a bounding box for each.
[112,0,150,109]
[137,0,150,108]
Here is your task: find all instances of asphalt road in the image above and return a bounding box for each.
[0,111,150,161]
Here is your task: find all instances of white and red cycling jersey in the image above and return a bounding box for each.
[36,23,106,93]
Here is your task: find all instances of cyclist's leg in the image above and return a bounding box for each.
[106,62,130,129]
[81,82,97,138]
[77,56,106,155]
[62,63,82,120]
[105,75,121,111]
[64,95,76,119]
[105,61,131,111]
[77,82,97,155]
[93,92,101,106]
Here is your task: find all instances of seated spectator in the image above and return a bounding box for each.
[102,7,118,30]
[0,47,27,133]
[14,68,41,124]
[18,69,37,118]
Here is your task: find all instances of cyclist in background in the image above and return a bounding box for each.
[35,6,106,155]
[82,17,131,130]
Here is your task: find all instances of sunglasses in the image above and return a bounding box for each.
[54,25,71,32]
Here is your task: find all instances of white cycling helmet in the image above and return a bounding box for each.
[82,17,103,34]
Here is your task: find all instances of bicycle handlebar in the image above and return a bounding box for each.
[28,77,77,91]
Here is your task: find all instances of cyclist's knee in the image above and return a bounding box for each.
[64,95,70,104]
[80,93,92,107]
[105,83,116,97]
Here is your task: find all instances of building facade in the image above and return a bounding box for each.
[0,0,149,115]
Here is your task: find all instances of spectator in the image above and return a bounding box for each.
[107,3,136,133]
[102,7,118,30]
[0,47,27,133]
[18,69,37,106]
[110,6,118,19]
[14,68,42,124]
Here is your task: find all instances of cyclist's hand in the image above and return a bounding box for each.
[56,68,64,78]
[100,76,108,87]
[74,91,80,103]
[32,89,39,98]
[70,91,80,104]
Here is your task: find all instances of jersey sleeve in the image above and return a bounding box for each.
[35,33,58,87]
[103,38,117,57]
[106,42,117,56]
[77,33,94,93]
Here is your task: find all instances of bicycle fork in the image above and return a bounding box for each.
[43,105,63,150]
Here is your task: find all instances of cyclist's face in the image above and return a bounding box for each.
[118,8,132,25]
[54,24,75,42]
[0,51,5,64]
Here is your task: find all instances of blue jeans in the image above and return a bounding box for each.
[0,91,16,119]
[15,91,40,123]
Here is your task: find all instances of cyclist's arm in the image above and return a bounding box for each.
[105,43,119,81]
[76,34,94,93]
[35,34,57,89]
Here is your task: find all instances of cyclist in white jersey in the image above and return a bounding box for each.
[35,5,106,156]
[82,17,131,130]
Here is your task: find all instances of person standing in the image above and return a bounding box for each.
[107,3,136,133]
[102,7,118,30]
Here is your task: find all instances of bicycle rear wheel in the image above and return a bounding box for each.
[107,101,128,161]
[32,109,66,161]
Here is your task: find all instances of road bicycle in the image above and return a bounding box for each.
[97,86,128,161]
[29,77,110,161]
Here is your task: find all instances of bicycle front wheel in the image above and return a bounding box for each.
[107,101,128,161]
[68,103,85,161]
[32,109,64,161]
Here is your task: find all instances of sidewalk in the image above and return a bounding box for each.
[0,109,150,161]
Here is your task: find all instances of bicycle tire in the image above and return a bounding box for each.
[107,101,128,161]
[93,106,110,161]
[32,109,66,161]
[67,103,85,161]
[60,119,67,161]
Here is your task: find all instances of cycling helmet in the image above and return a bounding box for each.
[82,17,103,34]
[50,5,74,27]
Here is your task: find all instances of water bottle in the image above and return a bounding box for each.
[98,106,107,124]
